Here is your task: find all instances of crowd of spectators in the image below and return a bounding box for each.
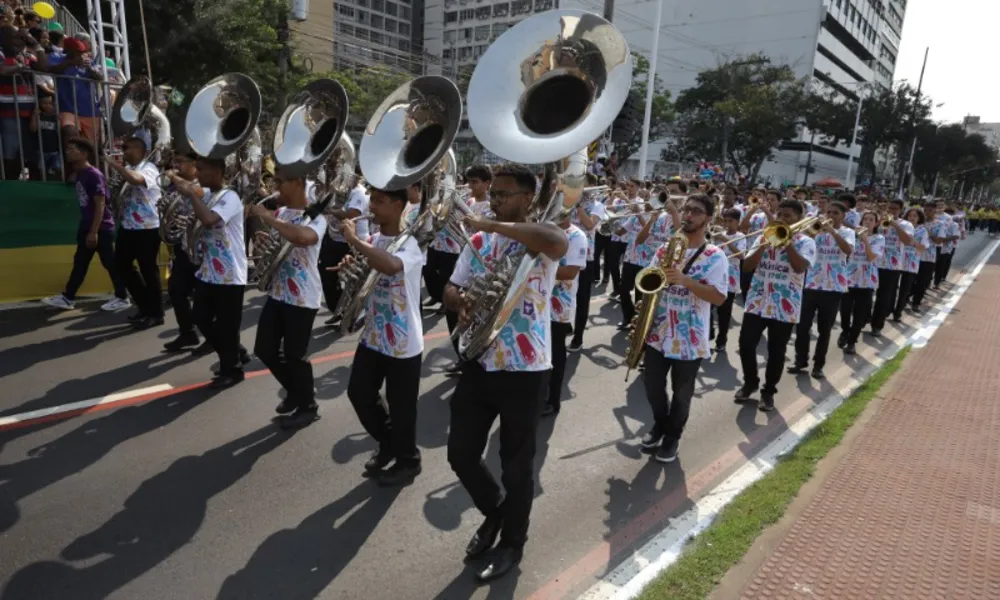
[1,0,124,181]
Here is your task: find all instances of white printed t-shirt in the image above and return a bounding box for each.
[195,188,247,286]
[745,233,817,324]
[805,227,856,293]
[550,225,588,323]
[646,244,728,360]
[328,184,369,242]
[450,232,558,371]
[120,161,162,230]
[359,234,425,359]
[268,207,327,309]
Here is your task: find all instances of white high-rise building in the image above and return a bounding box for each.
[422,0,907,182]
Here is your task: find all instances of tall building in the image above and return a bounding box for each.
[422,0,908,182]
[290,0,337,73]
[328,0,424,75]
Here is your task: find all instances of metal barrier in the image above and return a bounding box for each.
[0,69,125,182]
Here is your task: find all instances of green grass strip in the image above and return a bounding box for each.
[637,347,912,600]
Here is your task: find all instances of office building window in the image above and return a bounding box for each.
[386,1,398,15]
[356,9,368,23]
[444,48,455,59]
[493,2,509,17]
[385,18,397,32]
[338,4,356,17]
[475,25,490,40]
[371,14,383,27]
[370,31,384,44]
[461,27,472,41]
[445,10,458,22]
[357,0,368,6]
[401,6,411,18]
[400,40,410,51]
[372,0,384,9]
[399,22,410,35]
[476,6,490,18]
[493,22,508,36]
[337,22,355,36]
[355,27,369,40]
[460,8,474,20]
[444,30,457,43]
[512,0,531,14]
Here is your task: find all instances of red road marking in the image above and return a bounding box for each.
[0,331,451,432]
[526,394,817,600]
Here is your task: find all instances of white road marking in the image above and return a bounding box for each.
[0,384,174,427]
[578,239,1000,600]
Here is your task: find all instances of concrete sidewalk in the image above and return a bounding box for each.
[719,252,1000,600]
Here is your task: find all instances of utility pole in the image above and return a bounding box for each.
[803,131,816,186]
[637,0,664,180]
[931,171,939,197]
[845,87,866,187]
[898,46,929,199]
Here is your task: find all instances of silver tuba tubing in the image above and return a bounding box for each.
[452,9,633,361]
[254,79,349,292]
[334,75,463,334]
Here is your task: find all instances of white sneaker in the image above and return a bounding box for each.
[41,294,75,310]
[101,297,132,312]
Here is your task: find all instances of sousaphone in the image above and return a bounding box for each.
[453,9,633,361]
[335,75,463,334]
[254,79,349,292]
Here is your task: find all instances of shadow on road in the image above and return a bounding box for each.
[1,424,294,600]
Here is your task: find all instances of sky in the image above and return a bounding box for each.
[894,0,1000,125]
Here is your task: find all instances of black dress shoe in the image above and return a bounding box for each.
[277,404,320,430]
[324,315,341,327]
[364,447,395,473]
[240,349,253,365]
[734,385,755,404]
[444,363,463,377]
[640,426,663,449]
[126,312,145,323]
[191,341,213,356]
[786,363,808,375]
[275,397,296,414]
[475,546,523,583]
[209,372,245,389]
[134,316,165,329]
[377,461,422,487]
[758,393,775,412]
[465,514,503,561]
[164,333,199,352]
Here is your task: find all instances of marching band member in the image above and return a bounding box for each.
[710,208,745,352]
[190,157,248,389]
[869,199,914,336]
[568,186,607,351]
[911,202,950,312]
[319,169,369,326]
[935,207,961,288]
[898,207,930,318]
[640,194,727,463]
[342,186,425,486]
[616,190,677,331]
[42,137,130,312]
[839,211,884,355]
[162,150,204,351]
[605,181,639,299]
[841,194,861,228]
[735,200,817,411]
[594,176,617,286]
[443,163,567,582]
[789,201,855,380]
[466,164,493,218]
[248,168,327,429]
[106,136,164,328]
[544,216,588,417]
[737,189,778,300]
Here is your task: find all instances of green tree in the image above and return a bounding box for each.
[615,53,674,163]
[664,54,808,183]
[853,82,932,185]
[912,123,999,194]
[294,67,411,130]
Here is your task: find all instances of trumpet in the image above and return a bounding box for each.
[879,214,894,228]
[604,193,684,222]
[748,196,761,208]
[805,218,833,236]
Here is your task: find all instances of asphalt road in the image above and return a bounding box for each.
[0,233,992,600]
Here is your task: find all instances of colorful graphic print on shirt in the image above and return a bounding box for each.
[745,233,817,324]
[550,225,589,323]
[846,233,884,290]
[805,227,855,293]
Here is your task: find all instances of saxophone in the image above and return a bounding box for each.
[624,233,689,380]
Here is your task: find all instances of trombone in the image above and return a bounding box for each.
[604,193,684,223]
[721,215,824,259]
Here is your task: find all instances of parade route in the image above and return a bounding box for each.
[0,233,993,600]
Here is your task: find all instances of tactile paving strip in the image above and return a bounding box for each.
[740,259,1000,600]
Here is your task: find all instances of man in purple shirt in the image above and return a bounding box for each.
[42,137,129,311]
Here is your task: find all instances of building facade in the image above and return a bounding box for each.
[422,0,907,182]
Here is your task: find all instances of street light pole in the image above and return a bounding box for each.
[899,46,929,199]
[845,88,865,187]
[637,0,663,180]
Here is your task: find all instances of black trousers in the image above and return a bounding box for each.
[115,228,163,317]
[254,297,318,407]
[424,247,459,304]
[911,261,936,309]
[642,347,702,441]
[895,272,916,319]
[840,287,874,344]
[619,262,642,325]
[548,321,573,409]
[934,249,953,287]
[193,281,245,376]
[739,312,795,395]
[64,228,127,301]
[871,268,902,330]
[319,235,351,314]
[712,292,737,347]
[739,268,754,302]
[572,262,594,344]
[168,247,198,336]
[795,289,842,370]
[594,233,610,281]
[447,364,549,550]
[347,343,422,464]
[605,240,626,292]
